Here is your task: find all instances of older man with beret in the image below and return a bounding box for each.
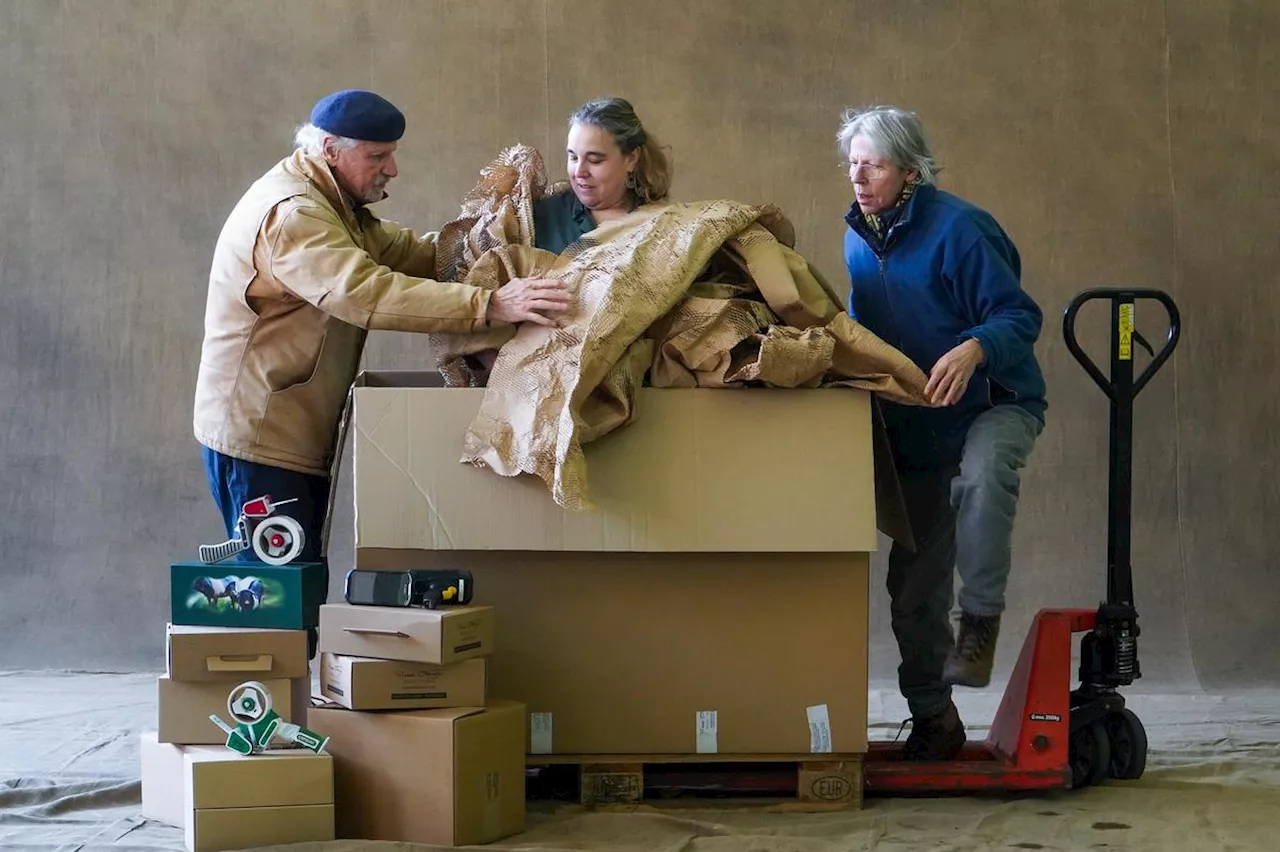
[193,90,570,649]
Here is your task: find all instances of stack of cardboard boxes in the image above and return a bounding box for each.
[142,559,332,852]
[144,367,888,845]
[307,600,527,847]
[343,372,890,780]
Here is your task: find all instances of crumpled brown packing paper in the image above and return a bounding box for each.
[425,145,931,510]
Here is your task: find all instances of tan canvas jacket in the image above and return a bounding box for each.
[193,148,495,476]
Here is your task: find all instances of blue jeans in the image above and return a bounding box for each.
[887,404,1043,717]
[201,446,331,656]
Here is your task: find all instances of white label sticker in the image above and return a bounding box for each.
[807,704,832,753]
[530,712,553,755]
[696,710,718,754]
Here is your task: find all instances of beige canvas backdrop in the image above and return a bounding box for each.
[0,0,1274,690]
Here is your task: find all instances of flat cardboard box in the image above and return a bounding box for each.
[170,560,326,629]
[346,371,885,553]
[166,624,309,683]
[139,732,223,828]
[157,676,297,745]
[309,700,525,847]
[319,653,487,710]
[358,550,869,756]
[317,603,493,665]
[184,748,333,852]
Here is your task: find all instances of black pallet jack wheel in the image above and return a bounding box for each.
[1069,720,1112,789]
[1105,708,1148,780]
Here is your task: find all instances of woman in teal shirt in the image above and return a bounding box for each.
[532,97,672,254]
[467,97,671,379]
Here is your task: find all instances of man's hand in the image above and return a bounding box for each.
[926,338,985,406]
[486,277,573,327]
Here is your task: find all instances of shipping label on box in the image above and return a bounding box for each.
[166,624,309,683]
[170,560,326,630]
[320,654,487,710]
[317,603,494,665]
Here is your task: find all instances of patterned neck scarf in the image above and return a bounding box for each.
[863,180,918,243]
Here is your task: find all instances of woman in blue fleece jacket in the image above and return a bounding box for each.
[839,105,1047,761]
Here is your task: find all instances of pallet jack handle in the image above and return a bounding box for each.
[1061,288,1181,612]
[1063,289,1181,402]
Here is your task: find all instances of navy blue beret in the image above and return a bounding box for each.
[310,90,405,142]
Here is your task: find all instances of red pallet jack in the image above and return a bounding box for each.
[863,287,1181,793]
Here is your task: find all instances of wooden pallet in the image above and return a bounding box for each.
[526,752,864,811]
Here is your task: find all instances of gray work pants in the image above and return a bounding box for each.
[888,404,1043,718]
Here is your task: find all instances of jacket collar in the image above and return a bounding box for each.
[283,148,365,232]
[845,182,934,248]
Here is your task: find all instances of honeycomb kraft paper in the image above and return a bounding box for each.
[425,145,931,511]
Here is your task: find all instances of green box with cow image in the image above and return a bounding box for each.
[169,560,327,629]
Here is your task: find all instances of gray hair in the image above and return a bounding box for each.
[569,97,648,154]
[836,105,940,185]
[293,123,360,157]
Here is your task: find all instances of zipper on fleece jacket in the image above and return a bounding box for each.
[873,240,906,355]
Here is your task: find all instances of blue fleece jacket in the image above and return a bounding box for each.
[844,184,1046,467]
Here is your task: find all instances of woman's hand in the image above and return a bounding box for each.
[926,338,985,406]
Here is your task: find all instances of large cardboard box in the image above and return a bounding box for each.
[166,624,309,683]
[319,653,487,710]
[183,749,334,852]
[317,603,493,664]
[343,372,890,757]
[309,700,526,847]
[346,372,884,553]
[362,550,869,755]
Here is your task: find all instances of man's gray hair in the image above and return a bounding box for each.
[836,105,941,185]
[293,123,360,157]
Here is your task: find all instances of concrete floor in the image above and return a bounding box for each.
[1,671,1277,850]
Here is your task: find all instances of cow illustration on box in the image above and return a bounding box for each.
[189,574,280,613]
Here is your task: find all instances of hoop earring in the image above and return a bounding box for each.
[626,171,648,204]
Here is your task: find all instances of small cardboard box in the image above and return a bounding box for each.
[183,748,334,852]
[157,676,297,745]
[319,653,487,710]
[170,560,326,629]
[166,624,309,683]
[139,732,223,827]
[309,700,525,847]
[317,603,494,665]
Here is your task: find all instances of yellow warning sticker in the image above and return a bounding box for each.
[1119,303,1133,361]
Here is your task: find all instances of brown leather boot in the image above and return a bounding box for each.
[943,612,1002,687]
[902,701,967,761]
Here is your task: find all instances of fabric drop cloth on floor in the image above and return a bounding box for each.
[2,671,1279,851]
